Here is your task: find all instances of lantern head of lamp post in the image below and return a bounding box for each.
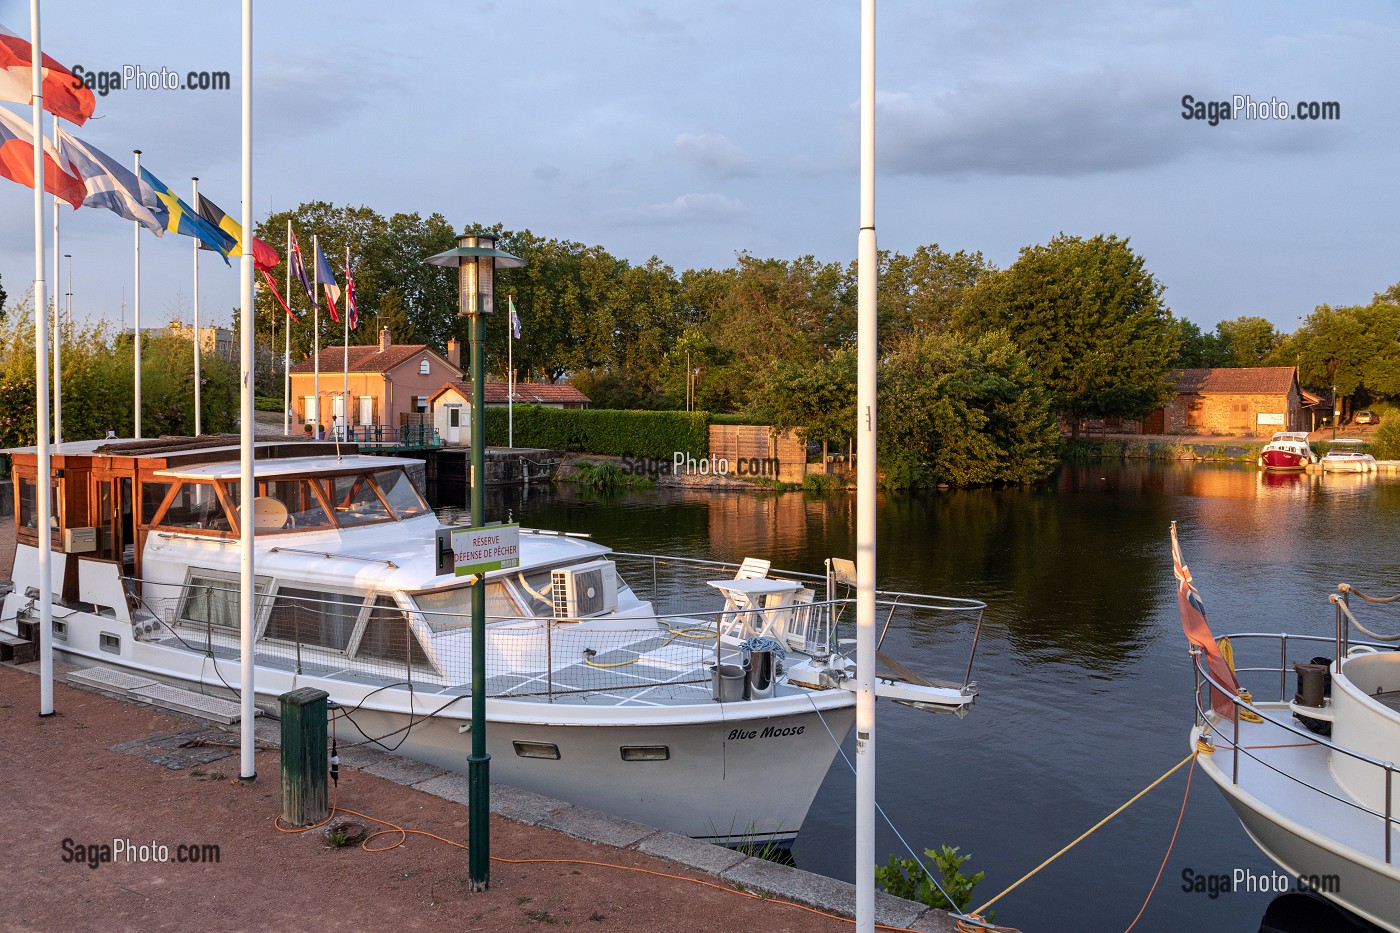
[426,234,525,318]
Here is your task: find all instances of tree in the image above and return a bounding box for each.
[879,244,988,340]
[878,330,1060,487]
[1172,319,1230,368]
[1291,301,1400,404]
[1215,316,1281,366]
[957,233,1178,434]
[761,348,857,459]
[0,271,7,322]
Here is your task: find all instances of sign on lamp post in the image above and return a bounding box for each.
[425,234,524,891]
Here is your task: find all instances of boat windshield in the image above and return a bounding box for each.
[234,468,427,532]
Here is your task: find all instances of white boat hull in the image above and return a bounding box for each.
[29,607,854,847]
[1193,716,1400,931]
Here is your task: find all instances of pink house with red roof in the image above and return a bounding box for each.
[287,328,462,435]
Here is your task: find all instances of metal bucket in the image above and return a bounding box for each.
[711,664,746,702]
[746,650,776,700]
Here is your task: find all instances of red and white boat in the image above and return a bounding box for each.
[1259,431,1318,471]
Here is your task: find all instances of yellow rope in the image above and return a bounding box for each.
[972,752,1197,916]
[582,623,723,669]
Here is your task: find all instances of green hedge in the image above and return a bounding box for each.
[483,406,709,459]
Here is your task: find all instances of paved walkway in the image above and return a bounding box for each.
[0,661,953,933]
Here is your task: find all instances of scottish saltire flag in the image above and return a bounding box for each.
[137,167,231,263]
[344,256,358,330]
[509,296,521,339]
[1171,522,1241,721]
[0,106,85,207]
[313,238,340,323]
[53,126,162,233]
[194,193,279,270]
[0,22,96,125]
[289,228,315,308]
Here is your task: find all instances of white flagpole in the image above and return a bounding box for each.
[854,1,878,930]
[342,244,350,441]
[237,0,257,782]
[31,0,54,718]
[192,176,202,436]
[132,149,143,439]
[313,234,320,438]
[51,125,60,444]
[283,218,291,436]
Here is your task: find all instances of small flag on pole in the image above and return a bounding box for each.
[195,193,279,270]
[261,269,297,320]
[0,21,96,125]
[345,255,358,330]
[313,238,340,323]
[137,166,233,261]
[289,228,315,308]
[1171,522,1241,721]
[0,106,85,207]
[509,296,522,339]
[53,127,162,232]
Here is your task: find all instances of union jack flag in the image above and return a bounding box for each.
[345,256,358,330]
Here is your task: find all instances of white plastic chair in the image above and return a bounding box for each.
[735,557,771,580]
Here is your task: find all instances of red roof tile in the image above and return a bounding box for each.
[1170,367,1298,395]
[288,344,459,376]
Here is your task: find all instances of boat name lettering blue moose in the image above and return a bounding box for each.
[727,725,806,740]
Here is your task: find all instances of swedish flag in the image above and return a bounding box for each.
[138,166,234,263]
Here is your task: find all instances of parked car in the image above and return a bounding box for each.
[1355,410,1380,425]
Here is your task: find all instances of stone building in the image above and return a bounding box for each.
[1146,367,1306,435]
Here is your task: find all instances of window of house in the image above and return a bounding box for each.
[419,358,430,375]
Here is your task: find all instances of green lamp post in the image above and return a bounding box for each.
[426,233,525,890]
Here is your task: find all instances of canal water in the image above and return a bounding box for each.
[463,462,1400,932]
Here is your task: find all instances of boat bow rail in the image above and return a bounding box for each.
[1190,630,1400,865]
[611,551,987,703]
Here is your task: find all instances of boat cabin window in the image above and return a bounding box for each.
[16,478,58,531]
[175,570,273,630]
[516,570,556,616]
[354,595,432,668]
[328,474,392,527]
[263,586,364,651]
[159,482,229,531]
[414,584,522,632]
[374,469,430,518]
[141,481,173,524]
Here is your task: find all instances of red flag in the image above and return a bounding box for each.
[1172,523,1241,721]
[0,106,85,208]
[252,238,279,273]
[0,22,96,126]
[260,269,297,320]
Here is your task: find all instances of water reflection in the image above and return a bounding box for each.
[427,462,1400,933]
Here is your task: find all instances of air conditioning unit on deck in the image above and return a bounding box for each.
[552,560,618,619]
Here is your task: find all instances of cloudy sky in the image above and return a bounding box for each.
[1,0,1396,335]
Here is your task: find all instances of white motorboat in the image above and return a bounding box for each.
[2,437,983,847]
[1180,530,1400,930]
[1258,432,1319,471]
[1322,439,1377,473]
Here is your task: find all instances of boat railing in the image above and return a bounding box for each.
[1190,636,1399,864]
[123,576,869,702]
[610,551,987,691]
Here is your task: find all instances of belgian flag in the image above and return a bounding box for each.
[195,192,279,271]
